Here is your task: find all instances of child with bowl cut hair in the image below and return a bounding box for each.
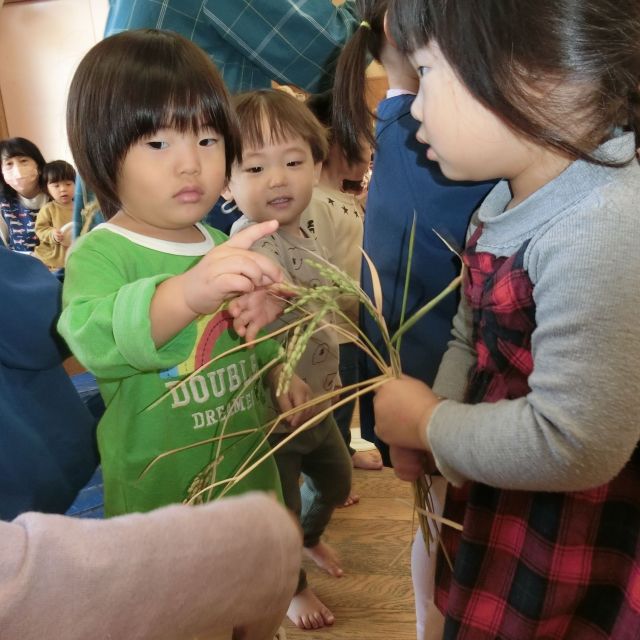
[59,30,308,541]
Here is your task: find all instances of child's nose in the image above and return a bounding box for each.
[268,166,286,187]
[177,147,201,175]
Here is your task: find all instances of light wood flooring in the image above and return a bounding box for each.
[284,466,418,640]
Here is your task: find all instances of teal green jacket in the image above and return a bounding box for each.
[105,0,358,92]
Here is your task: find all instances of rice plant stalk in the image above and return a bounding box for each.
[143,228,464,552]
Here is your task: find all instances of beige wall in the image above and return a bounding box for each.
[0,0,108,162]
[0,1,386,159]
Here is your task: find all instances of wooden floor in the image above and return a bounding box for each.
[284,467,417,640]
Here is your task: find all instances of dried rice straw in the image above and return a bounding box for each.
[142,222,464,558]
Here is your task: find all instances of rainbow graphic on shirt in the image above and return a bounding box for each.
[159,310,234,380]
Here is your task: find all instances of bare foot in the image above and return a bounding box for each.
[304,541,343,577]
[286,587,335,630]
[338,491,360,508]
[352,449,383,470]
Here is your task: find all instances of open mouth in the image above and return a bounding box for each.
[268,196,293,208]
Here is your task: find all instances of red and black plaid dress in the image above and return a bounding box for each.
[435,226,640,639]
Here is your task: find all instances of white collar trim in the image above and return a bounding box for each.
[94,222,215,255]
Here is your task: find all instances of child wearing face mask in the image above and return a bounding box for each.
[34,160,76,271]
[0,138,48,253]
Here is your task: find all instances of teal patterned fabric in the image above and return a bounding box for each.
[105,0,358,92]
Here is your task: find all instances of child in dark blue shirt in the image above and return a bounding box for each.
[0,247,98,520]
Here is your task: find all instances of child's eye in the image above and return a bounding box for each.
[417,66,431,78]
[287,160,303,167]
[199,137,218,147]
[146,141,167,150]
[245,166,263,174]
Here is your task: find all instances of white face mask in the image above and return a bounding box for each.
[2,156,39,196]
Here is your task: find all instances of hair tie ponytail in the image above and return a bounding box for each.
[360,20,371,29]
[627,85,640,144]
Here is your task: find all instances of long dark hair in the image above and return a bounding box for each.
[67,29,242,218]
[0,137,46,198]
[387,0,640,165]
[332,0,387,165]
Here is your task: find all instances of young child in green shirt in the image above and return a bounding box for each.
[58,30,312,517]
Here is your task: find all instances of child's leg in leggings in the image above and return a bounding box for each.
[412,475,447,640]
[269,428,339,630]
[333,342,358,453]
[299,414,352,565]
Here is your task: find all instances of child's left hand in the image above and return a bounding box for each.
[389,445,431,482]
[268,367,315,429]
[373,375,442,451]
[52,228,64,244]
[228,284,291,343]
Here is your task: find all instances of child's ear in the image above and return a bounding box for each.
[383,11,398,49]
[221,185,233,202]
[313,161,323,186]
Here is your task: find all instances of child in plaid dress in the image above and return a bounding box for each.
[374,1,640,638]
[331,1,495,635]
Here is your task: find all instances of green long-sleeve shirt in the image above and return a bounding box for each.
[59,223,281,516]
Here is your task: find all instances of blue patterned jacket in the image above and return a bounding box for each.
[0,196,39,253]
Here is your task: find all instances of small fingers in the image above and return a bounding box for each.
[250,252,283,286]
[224,219,279,250]
[389,446,425,482]
[203,249,282,289]
[213,272,257,298]
[231,314,249,338]
[277,391,297,427]
[242,320,263,344]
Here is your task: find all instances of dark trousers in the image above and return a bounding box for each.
[269,413,352,593]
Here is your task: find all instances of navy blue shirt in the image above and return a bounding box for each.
[359,95,495,458]
[0,248,98,520]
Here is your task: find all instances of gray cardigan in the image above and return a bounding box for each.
[429,132,640,492]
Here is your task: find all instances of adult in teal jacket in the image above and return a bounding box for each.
[105,0,359,93]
